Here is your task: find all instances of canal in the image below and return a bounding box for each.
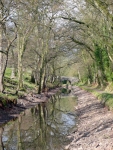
[0,91,77,150]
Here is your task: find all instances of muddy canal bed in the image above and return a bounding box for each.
[0,94,77,150]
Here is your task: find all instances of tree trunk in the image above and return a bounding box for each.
[0,26,4,92]
[42,65,47,90]
[42,75,47,90]
[97,69,104,87]
[0,31,8,92]
[11,50,16,79]
[0,53,4,92]
[38,54,45,94]
[0,24,17,92]
[30,71,35,83]
[17,54,23,90]
[17,37,25,92]
[38,63,46,94]
[38,67,43,94]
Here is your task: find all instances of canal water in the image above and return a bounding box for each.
[0,92,77,150]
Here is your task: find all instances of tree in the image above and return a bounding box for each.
[61,0,113,86]
[0,0,17,92]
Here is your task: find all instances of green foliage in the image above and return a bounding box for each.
[0,93,18,100]
[61,88,68,93]
[102,50,109,69]
[61,88,71,94]
[4,68,35,91]
[4,77,18,85]
[94,45,102,66]
[93,44,112,83]
[0,67,36,106]
[0,92,18,106]
[94,45,108,73]
[17,91,25,98]
[5,68,12,78]
[98,93,113,110]
[62,80,67,84]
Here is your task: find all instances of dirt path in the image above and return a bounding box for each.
[66,86,113,150]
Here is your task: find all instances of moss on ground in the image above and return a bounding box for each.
[0,68,36,108]
[0,92,18,107]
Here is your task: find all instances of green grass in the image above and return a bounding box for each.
[0,68,36,107]
[5,68,12,78]
[1,67,61,107]
[5,68,35,91]
[78,83,113,111]
[75,81,87,86]
[0,92,18,106]
[97,93,113,110]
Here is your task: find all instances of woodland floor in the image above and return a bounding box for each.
[65,86,113,150]
[0,88,60,126]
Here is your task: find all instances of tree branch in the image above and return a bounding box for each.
[70,37,95,60]
[62,17,89,28]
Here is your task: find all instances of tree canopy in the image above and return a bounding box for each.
[0,0,113,94]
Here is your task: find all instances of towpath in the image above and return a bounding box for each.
[66,86,113,150]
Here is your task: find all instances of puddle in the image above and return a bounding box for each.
[0,93,77,150]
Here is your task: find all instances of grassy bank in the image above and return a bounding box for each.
[77,82,113,111]
[0,68,60,108]
[0,68,35,108]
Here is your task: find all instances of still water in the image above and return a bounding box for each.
[0,94,77,150]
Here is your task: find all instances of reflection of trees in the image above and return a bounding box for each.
[1,122,17,150]
[46,94,68,149]
[2,93,75,150]
[49,94,66,120]
[0,128,4,150]
[17,116,22,150]
[32,94,66,150]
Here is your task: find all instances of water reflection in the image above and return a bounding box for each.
[0,128,4,150]
[1,94,77,150]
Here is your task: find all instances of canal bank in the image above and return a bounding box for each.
[0,88,61,126]
[65,86,113,150]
